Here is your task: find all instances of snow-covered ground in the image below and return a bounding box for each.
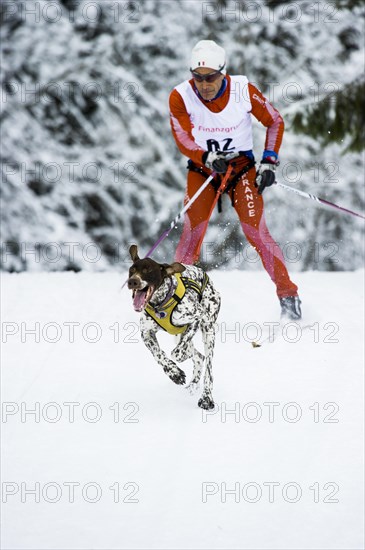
[1,269,364,549]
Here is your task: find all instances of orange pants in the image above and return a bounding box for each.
[175,164,298,298]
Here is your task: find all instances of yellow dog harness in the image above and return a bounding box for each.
[145,273,209,335]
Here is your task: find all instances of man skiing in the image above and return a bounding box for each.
[169,39,302,320]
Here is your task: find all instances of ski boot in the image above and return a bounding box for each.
[280,296,302,321]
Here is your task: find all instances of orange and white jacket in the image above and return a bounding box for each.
[169,74,284,166]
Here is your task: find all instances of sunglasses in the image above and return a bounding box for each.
[190,69,223,83]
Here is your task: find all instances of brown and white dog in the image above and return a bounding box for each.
[127,245,221,409]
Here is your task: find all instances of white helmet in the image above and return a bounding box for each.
[190,40,227,74]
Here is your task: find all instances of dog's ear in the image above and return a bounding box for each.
[164,262,185,276]
[129,244,139,262]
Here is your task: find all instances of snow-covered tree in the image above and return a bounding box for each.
[1,0,364,272]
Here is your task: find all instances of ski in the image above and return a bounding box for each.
[252,321,314,348]
[251,321,282,348]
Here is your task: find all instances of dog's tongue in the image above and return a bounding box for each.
[133,289,147,312]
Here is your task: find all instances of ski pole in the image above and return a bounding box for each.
[121,172,216,289]
[145,151,240,258]
[276,181,365,220]
[121,153,239,288]
[144,172,216,258]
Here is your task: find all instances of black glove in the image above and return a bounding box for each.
[255,162,277,194]
[202,151,238,174]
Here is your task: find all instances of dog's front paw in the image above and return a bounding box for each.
[198,394,215,410]
[164,364,186,385]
